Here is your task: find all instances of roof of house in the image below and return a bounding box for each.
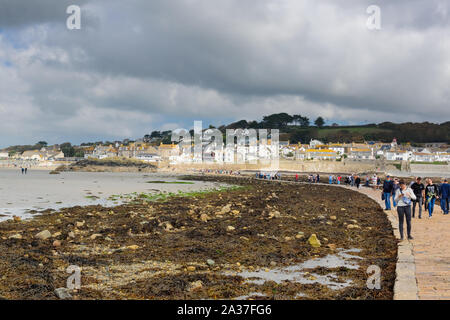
[21,150,42,157]
[159,143,178,149]
[350,148,371,152]
[386,150,408,154]
[413,152,435,156]
[306,149,337,153]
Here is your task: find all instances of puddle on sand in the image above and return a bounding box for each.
[234,292,268,300]
[0,198,125,223]
[233,248,363,299]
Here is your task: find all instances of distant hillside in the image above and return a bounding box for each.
[217,115,450,144]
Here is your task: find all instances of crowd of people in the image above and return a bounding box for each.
[256,171,282,180]
[308,174,320,183]
[198,169,241,175]
[260,170,449,242]
[382,175,449,240]
[197,168,449,241]
[327,174,362,188]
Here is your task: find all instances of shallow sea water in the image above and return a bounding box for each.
[0,169,222,222]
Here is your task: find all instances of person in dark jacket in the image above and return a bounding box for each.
[382,176,394,210]
[355,176,361,189]
[410,177,425,218]
[439,179,449,215]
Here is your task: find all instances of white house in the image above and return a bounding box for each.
[135,153,161,162]
[305,149,337,160]
[46,150,65,160]
[295,151,306,160]
[21,150,45,161]
[309,139,324,148]
[385,150,410,161]
[328,144,345,155]
[412,152,435,162]
[281,146,296,158]
[348,148,374,160]
[435,153,450,162]
[0,151,9,159]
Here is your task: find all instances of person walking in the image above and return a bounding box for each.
[394,180,416,240]
[392,179,400,208]
[439,179,449,215]
[424,178,439,218]
[21,167,24,174]
[355,176,361,189]
[382,176,394,210]
[371,174,378,190]
[410,177,425,218]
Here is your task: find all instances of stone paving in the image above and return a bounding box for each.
[353,186,449,300]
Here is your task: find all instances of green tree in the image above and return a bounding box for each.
[74,150,85,158]
[37,141,48,147]
[314,117,325,128]
[248,121,260,129]
[143,134,151,143]
[262,113,294,129]
[291,128,319,144]
[292,115,310,127]
[299,116,310,127]
[150,131,162,138]
[60,142,75,157]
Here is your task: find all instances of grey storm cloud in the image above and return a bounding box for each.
[0,0,90,28]
[0,0,449,147]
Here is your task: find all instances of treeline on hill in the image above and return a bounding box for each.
[5,141,85,158]
[4,141,49,156]
[213,114,450,144]
[144,114,449,144]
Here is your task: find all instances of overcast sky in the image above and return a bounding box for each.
[0,0,449,147]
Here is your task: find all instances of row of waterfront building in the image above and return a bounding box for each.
[1,139,449,164]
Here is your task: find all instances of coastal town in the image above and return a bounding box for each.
[1,137,449,167]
